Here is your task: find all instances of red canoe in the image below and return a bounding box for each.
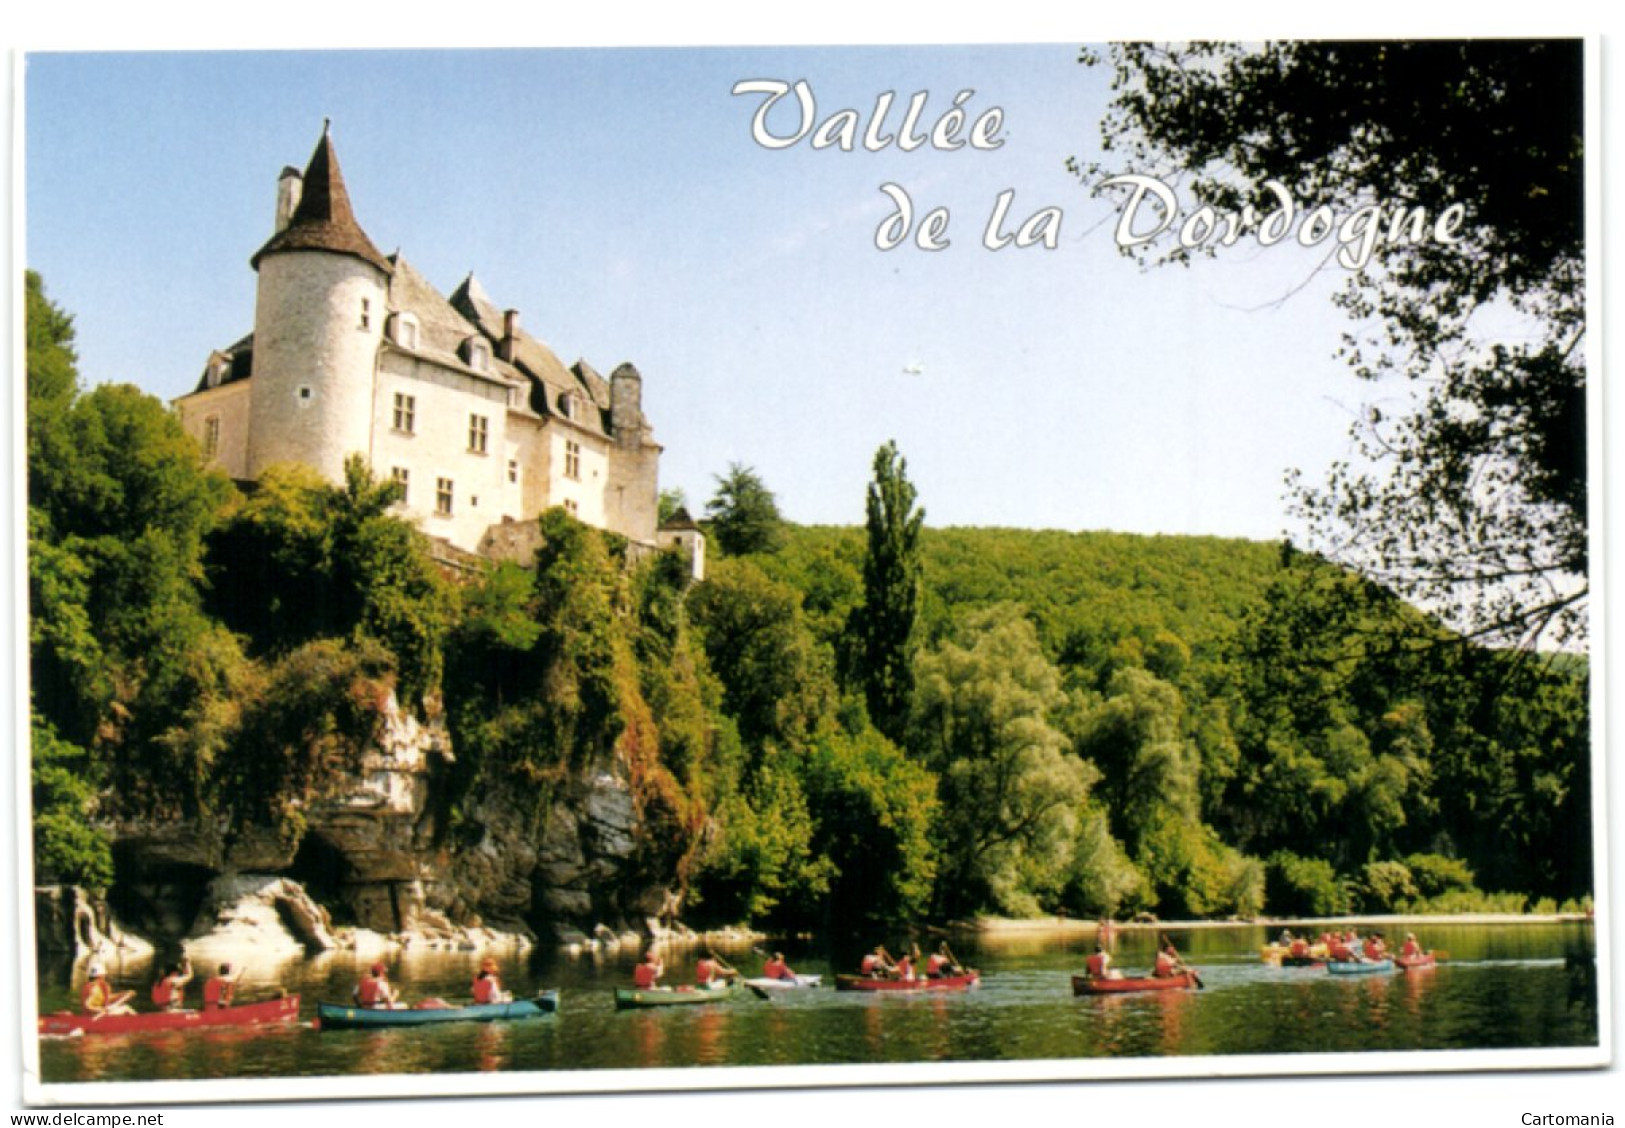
[834,973,979,992]
[1395,953,1437,971]
[39,995,302,1036]
[1072,973,1198,995]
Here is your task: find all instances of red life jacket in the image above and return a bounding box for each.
[203,977,234,1009]
[633,961,660,989]
[763,958,787,980]
[152,975,184,1008]
[897,957,914,981]
[472,975,500,1004]
[1289,938,1309,957]
[927,954,949,976]
[696,957,717,984]
[1085,952,1110,977]
[860,955,880,975]
[1154,951,1178,977]
[81,978,110,1013]
[356,975,388,1007]
[1401,939,1420,958]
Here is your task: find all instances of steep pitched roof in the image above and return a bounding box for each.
[251,123,392,275]
[448,274,609,435]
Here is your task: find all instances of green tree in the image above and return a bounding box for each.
[704,462,786,556]
[26,278,243,817]
[1081,40,1586,649]
[910,604,1098,917]
[207,456,451,703]
[849,440,925,744]
[687,558,837,751]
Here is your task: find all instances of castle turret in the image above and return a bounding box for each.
[246,122,392,482]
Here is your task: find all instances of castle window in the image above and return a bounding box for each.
[507,459,519,484]
[563,499,579,517]
[360,297,371,330]
[391,467,409,503]
[560,392,577,420]
[391,312,420,351]
[468,414,489,454]
[436,477,454,516]
[393,393,416,434]
[203,416,220,458]
[467,339,491,371]
[297,385,313,405]
[564,439,581,480]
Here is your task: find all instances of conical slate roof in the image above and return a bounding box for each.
[251,122,392,274]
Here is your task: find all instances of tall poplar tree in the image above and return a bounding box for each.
[851,440,924,743]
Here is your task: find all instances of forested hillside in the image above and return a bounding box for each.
[28,272,1592,944]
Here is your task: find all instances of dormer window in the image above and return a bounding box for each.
[390,312,421,351]
[465,338,491,372]
[205,356,231,389]
[559,392,577,420]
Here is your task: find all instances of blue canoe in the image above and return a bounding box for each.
[1326,959,1394,976]
[316,991,559,1030]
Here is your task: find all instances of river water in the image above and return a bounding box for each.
[35,921,1598,1089]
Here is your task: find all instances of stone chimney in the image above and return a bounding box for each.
[274,166,303,234]
[610,363,645,448]
[498,309,520,362]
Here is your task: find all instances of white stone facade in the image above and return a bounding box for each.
[174,126,691,567]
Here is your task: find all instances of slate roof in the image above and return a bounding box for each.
[448,274,610,436]
[251,122,392,275]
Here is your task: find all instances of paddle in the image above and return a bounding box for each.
[943,942,975,979]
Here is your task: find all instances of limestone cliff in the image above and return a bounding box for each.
[102,685,679,953]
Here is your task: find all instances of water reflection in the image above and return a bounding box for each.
[36,920,1598,1086]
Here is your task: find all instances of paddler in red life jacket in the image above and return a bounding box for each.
[633,947,664,990]
[762,952,796,982]
[1085,941,1122,980]
[1288,935,1310,959]
[925,943,953,979]
[81,962,136,1017]
[697,948,738,989]
[1152,936,1184,978]
[202,962,244,1009]
[354,962,399,1009]
[1400,932,1422,959]
[860,945,897,979]
[1365,932,1388,960]
[472,957,512,1004]
[151,958,194,1011]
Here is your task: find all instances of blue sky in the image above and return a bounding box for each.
[23,45,1372,541]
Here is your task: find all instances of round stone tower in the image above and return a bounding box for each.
[246,123,393,482]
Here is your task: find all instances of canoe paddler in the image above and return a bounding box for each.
[472,957,512,1004]
[633,947,664,990]
[860,945,897,979]
[1400,932,1422,959]
[1085,941,1122,980]
[762,952,797,982]
[925,943,953,979]
[81,962,136,1017]
[151,957,194,1011]
[696,948,739,989]
[202,962,245,1009]
[1152,936,1184,978]
[354,962,399,1009]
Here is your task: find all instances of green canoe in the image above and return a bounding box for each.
[614,983,736,1010]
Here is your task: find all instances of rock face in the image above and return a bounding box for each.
[181,874,338,962]
[106,688,669,951]
[35,886,154,960]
